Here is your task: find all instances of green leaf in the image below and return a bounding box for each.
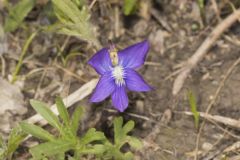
[126,136,143,150]
[80,128,105,145]
[55,97,70,126]
[123,120,134,135]
[20,122,55,141]
[54,152,65,160]
[0,134,6,159]
[81,144,105,155]
[124,152,134,160]
[0,135,4,148]
[30,139,74,159]
[4,0,36,32]
[113,117,124,145]
[123,0,138,16]
[188,91,200,129]
[52,0,86,23]
[72,0,86,7]
[197,0,205,15]
[50,0,98,46]
[30,100,61,130]
[6,126,27,159]
[71,106,84,135]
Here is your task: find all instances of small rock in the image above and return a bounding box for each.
[202,142,213,151]
[136,100,144,113]
[160,109,172,124]
[0,78,27,136]
[133,20,148,37]
[149,29,169,55]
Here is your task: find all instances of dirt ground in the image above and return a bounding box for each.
[1,0,240,160]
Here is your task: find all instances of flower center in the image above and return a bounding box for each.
[112,65,125,86]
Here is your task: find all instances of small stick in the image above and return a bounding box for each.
[172,8,240,95]
[89,0,97,10]
[181,111,240,130]
[114,6,120,38]
[104,108,153,122]
[223,141,240,153]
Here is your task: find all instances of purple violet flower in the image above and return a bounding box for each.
[88,40,152,112]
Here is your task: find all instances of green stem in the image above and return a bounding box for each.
[11,31,37,83]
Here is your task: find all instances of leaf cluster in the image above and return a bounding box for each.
[3,0,98,46]
[20,97,142,160]
[49,0,98,45]
[0,126,26,160]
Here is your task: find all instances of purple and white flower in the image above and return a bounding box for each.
[88,40,152,112]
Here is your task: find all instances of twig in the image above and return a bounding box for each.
[172,8,240,95]
[180,111,240,135]
[194,56,240,160]
[150,9,172,32]
[144,61,161,66]
[34,66,48,99]
[89,0,97,10]
[114,6,120,38]
[104,108,153,122]
[223,141,240,153]
[210,0,221,22]
[54,63,87,82]
[26,78,98,125]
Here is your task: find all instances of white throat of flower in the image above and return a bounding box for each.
[109,45,125,85]
[112,65,125,86]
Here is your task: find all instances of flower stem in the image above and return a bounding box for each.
[11,31,37,83]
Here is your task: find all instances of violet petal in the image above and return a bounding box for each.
[118,40,149,69]
[111,86,128,112]
[88,48,112,75]
[90,72,115,102]
[125,68,152,92]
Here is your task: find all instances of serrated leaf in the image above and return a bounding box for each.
[71,106,84,135]
[126,136,143,150]
[80,128,105,145]
[20,122,55,141]
[123,120,134,135]
[188,91,200,129]
[7,126,26,158]
[52,0,85,23]
[50,0,98,45]
[123,0,138,16]
[30,139,74,159]
[30,100,61,130]
[4,0,36,32]
[114,117,124,145]
[56,97,70,126]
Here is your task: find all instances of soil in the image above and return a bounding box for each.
[1,0,240,160]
